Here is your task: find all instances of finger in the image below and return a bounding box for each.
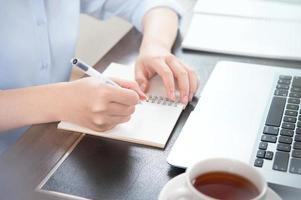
[105,85,139,106]
[111,77,147,100]
[166,55,190,104]
[135,66,150,93]
[106,103,135,116]
[121,80,148,100]
[181,63,199,101]
[152,59,176,101]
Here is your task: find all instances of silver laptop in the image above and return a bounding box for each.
[168,61,301,192]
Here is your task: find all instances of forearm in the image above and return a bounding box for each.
[140,7,179,54]
[0,83,67,132]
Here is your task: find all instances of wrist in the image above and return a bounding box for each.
[43,82,71,122]
[139,36,172,56]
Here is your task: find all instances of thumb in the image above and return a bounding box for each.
[135,69,149,93]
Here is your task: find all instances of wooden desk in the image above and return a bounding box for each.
[1,28,300,200]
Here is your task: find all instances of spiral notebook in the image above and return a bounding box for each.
[58,63,184,148]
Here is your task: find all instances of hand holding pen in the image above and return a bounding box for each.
[71,58,147,100]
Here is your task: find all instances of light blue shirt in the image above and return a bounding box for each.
[0,0,183,153]
[0,0,183,89]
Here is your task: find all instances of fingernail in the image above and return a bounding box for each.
[182,95,189,104]
[169,90,176,101]
[141,93,148,100]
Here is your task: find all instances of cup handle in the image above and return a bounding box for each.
[166,186,194,200]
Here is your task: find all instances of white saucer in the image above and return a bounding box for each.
[159,174,282,200]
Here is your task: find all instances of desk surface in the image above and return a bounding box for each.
[1,26,301,200]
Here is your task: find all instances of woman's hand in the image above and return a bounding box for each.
[60,77,145,132]
[0,77,146,132]
[135,44,198,104]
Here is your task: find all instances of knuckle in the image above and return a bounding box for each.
[93,116,105,126]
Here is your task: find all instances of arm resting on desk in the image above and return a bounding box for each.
[0,78,141,132]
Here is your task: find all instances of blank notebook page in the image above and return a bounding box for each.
[58,63,184,148]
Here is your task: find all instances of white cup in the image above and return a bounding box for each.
[168,158,268,200]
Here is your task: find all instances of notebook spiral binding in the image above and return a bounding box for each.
[146,95,180,107]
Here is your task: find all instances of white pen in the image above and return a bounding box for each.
[71,58,121,88]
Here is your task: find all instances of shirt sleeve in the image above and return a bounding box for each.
[80,0,184,32]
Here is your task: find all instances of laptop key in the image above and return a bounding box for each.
[279,136,293,144]
[286,104,299,110]
[261,135,277,143]
[259,142,268,150]
[278,79,291,85]
[277,84,289,90]
[282,122,295,130]
[289,158,301,175]
[273,151,289,172]
[288,98,300,104]
[283,116,297,123]
[263,126,279,135]
[279,75,292,80]
[275,90,288,97]
[277,143,291,152]
[285,110,298,117]
[265,151,274,160]
[292,150,301,158]
[257,150,265,158]
[298,121,301,128]
[296,128,301,134]
[291,87,301,93]
[293,142,301,150]
[289,92,301,99]
[295,135,301,142]
[280,129,294,137]
[293,77,301,88]
[254,159,264,167]
[266,97,286,127]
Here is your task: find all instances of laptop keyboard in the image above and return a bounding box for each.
[254,75,301,174]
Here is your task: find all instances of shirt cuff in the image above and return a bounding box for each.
[132,0,185,32]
